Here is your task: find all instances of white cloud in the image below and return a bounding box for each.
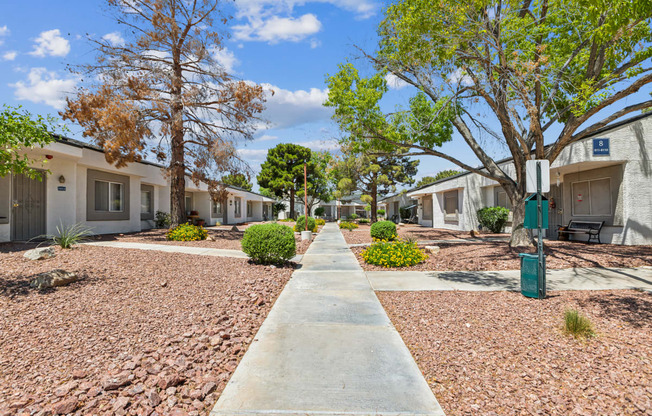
[234,0,378,20]
[238,148,269,163]
[211,46,239,73]
[309,38,321,49]
[256,134,278,141]
[30,29,70,57]
[2,51,17,61]
[102,31,125,46]
[234,13,322,43]
[293,139,339,151]
[10,67,78,109]
[448,68,473,86]
[260,83,332,129]
[0,25,8,46]
[385,73,409,90]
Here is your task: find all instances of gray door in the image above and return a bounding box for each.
[547,184,563,239]
[11,172,46,241]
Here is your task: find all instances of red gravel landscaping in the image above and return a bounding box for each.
[342,224,506,245]
[0,244,293,415]
[378,289,652,416]
[352,240,652,271]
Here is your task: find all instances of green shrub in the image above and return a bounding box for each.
[477,206,510,233]
[166,223,208,241]
[362,239,428,268]
[314,207,325,217]
[279,218,293,222]
[339,221,359,231]
[294,216,317,232]
[377,209,386,217]
[241,223,296,264]
[38,221,94,249]
[358,218,370,224]
[315,218,326,226]
[348,213,358,221]
[155,211,171,228]
[563,309,595,339]
[370,220,398,241]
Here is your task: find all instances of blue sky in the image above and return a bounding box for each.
[1,1,649,191]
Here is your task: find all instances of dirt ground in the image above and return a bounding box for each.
[94,223,312,254]
[0,244,293,415]
[342,224,505,245]
[379,289,652,416]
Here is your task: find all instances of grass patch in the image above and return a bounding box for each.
[563,308,595,339]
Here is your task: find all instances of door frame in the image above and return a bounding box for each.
[11,171,47,241]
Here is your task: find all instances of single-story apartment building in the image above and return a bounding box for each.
[379,192,417,223]
[0,136,274,242]
[407,112,652,245]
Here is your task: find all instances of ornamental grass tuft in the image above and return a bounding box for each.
[362,239,428,268]
[166,223,208,241]
[563,309,595,339]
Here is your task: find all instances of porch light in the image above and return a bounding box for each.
[58,175,65,184]
[229,199,233,206]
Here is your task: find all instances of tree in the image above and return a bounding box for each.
[296,150,334,215]
[222,173,253,191]
[0,105,62,179]
[63,0,266,227]
[415,169,462,188]
[331,150,418,222]
[325,0,652,246]
[257,143,313,219]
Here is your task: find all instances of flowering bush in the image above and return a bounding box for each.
[294,216,317,232]
[166,223,208,241]
[339,221,359,231]
[315,218,326,226]
[242,223,296,264]
[370,220,397,241]
[362,239,428,268]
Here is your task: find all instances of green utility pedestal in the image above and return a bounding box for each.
[519,253,546,298]
[524,194,548,229]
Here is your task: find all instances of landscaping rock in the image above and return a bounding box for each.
[424,245,440,255]
[29,270,78,289]
[101,373,131,391]
[52,399,77,415]
[24,247,56,261]
[230,225,239,232]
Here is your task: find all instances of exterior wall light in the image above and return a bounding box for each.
[58,175,66,184]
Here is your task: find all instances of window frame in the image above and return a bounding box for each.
[211,200,223,218]
[443,190,459,221]
[571,177,612,217]
[246,200,253,217]
[234,197,242,218]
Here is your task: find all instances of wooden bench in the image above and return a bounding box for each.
[558,220,604,244]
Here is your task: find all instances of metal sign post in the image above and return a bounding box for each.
[536,161,546,299]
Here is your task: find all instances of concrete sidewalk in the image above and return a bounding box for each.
[211,223,444,416]
[83,241,303,262]
[367,266,652,292]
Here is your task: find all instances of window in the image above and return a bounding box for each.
[185,195,192,212]
[444,190,458,220]
[212,201,223,217]
[422,196,433,220]
[572,178,611,216]
[495,189,512,210]
[234,197,242,217]
[247,201,253,217]
[95,180,124,212]
[141,190,152,215]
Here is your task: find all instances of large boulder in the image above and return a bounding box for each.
[30,269,78,289]
[23,246,56,261]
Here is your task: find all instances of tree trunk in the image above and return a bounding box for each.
[509,197,532,247]
[169,46,185,228]
[371,183,378,222]
[289,188,295,219]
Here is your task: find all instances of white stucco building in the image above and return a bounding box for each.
[407,113,652,245]
[0,136,274,242]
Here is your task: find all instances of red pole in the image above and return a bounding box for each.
[304,163,308,231]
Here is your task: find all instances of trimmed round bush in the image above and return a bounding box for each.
[362,240,428,268]
[294,216,317,232]
[242,223,296,264]
[477,206,510,233]
[339,221,359,231]
[166,223,208,241]
[370,220,398,241]
[314,207,325,217]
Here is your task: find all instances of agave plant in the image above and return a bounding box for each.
[36,222,95,249]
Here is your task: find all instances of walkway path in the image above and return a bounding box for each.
[210,223,444,416]
[84,241,303,262]
[367,266,652,292]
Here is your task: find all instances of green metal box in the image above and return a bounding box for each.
[523,193,548,229]
[519,253,545,298]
